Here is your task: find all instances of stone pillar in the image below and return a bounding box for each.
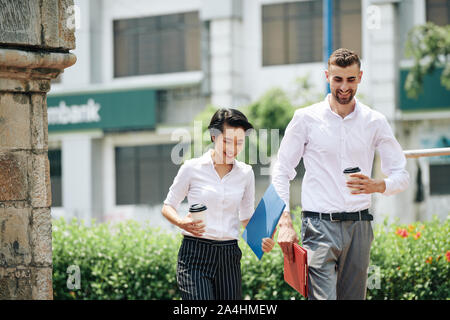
[0,0,76,299]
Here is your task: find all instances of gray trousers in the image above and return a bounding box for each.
[301,216,374,300]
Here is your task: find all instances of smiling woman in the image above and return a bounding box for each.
[207,108,254,166]
[161,108,275,300]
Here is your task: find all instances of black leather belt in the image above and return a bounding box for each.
[302,209,373,221]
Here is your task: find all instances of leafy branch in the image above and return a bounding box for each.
[404,22,450,99]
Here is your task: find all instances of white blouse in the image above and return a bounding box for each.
[164,149,255,240]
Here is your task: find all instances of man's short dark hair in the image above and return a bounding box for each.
[328,48,361,69]
[208,108,254,142]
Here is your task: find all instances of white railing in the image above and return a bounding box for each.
[404,147,450,159]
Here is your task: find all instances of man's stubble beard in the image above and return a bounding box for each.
[332,89,355,105]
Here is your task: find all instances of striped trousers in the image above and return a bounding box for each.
[176,235,242,300]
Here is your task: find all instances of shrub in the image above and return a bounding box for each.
[52,218,180,300]
[52,211,450,300]
[368,215,450,300]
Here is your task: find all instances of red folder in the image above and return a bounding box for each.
[283,243,308,298]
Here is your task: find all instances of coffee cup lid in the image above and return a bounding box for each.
[343,167,361,174]
[189,203,207,212]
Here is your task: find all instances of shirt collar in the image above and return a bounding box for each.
[199,149,214,164]
[324,94,359,120]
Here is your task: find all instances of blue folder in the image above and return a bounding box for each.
[242,184,286,260]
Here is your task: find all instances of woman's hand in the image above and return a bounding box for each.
[262,237,275,253]
[177,213,206,237]
[262,227,277,253]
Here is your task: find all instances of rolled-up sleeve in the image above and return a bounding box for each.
[271,111,307,211]
[375,117,410,196]
[239,168,255,221]
[163,162,191,210]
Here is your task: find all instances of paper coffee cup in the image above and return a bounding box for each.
[343,167,361,191]
[189,203,207,224]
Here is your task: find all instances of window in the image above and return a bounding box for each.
[333,0,361,56]
[262,0,361,66]
[262,1,323,65]
[115,144,182,205]
[426,0,450,26]
[430,164,450,195]
[156,85,205,124]
[48,149,62,207]
[114,12,201,77]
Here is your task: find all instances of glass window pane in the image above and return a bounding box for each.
[159,145,181,204]
[113,12,200,77]
[138,31,160,75]
[49,149,62,207]
[137,16,159,74]
[185,22,201,71]
[262,18,285,65]
[426,0,450,26]
[115,147,137,205]
[159,22,184,73]
[262,3,284,19]
[288,1,322,64]
[430,164,450,195]
[262,4,286,66]
[262,1,323,65]
[136,144,180,205]
[333,0,362,57]
[339,13,361,55]
[312,15,323,61]
[113,19,138,77]
[139,148,161,205]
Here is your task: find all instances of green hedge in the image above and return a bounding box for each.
[53,219,179,299]
[368,215,450,300]
[52,210,450,300]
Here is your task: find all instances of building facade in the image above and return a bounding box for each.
[48,0,450,227]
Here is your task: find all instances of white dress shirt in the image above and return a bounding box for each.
[272,95,409,213]
[164,149,255,240]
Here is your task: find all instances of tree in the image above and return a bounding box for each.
[404,22,450,99]
[190,76,322,163]
[243,87,295,136]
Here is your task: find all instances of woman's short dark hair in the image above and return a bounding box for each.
[208,108,254,142]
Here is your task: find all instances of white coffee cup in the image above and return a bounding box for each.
[189,203,207,224]
[343,167,361,191]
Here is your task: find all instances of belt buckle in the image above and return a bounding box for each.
[358,211,362,221]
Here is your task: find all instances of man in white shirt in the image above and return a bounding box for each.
[272,48,409,300]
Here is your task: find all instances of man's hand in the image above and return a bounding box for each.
[347,173,386,194]
[277,211,299,263]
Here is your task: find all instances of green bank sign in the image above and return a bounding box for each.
[47,89,156,132]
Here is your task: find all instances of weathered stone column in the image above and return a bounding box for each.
[0,0,76,299]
